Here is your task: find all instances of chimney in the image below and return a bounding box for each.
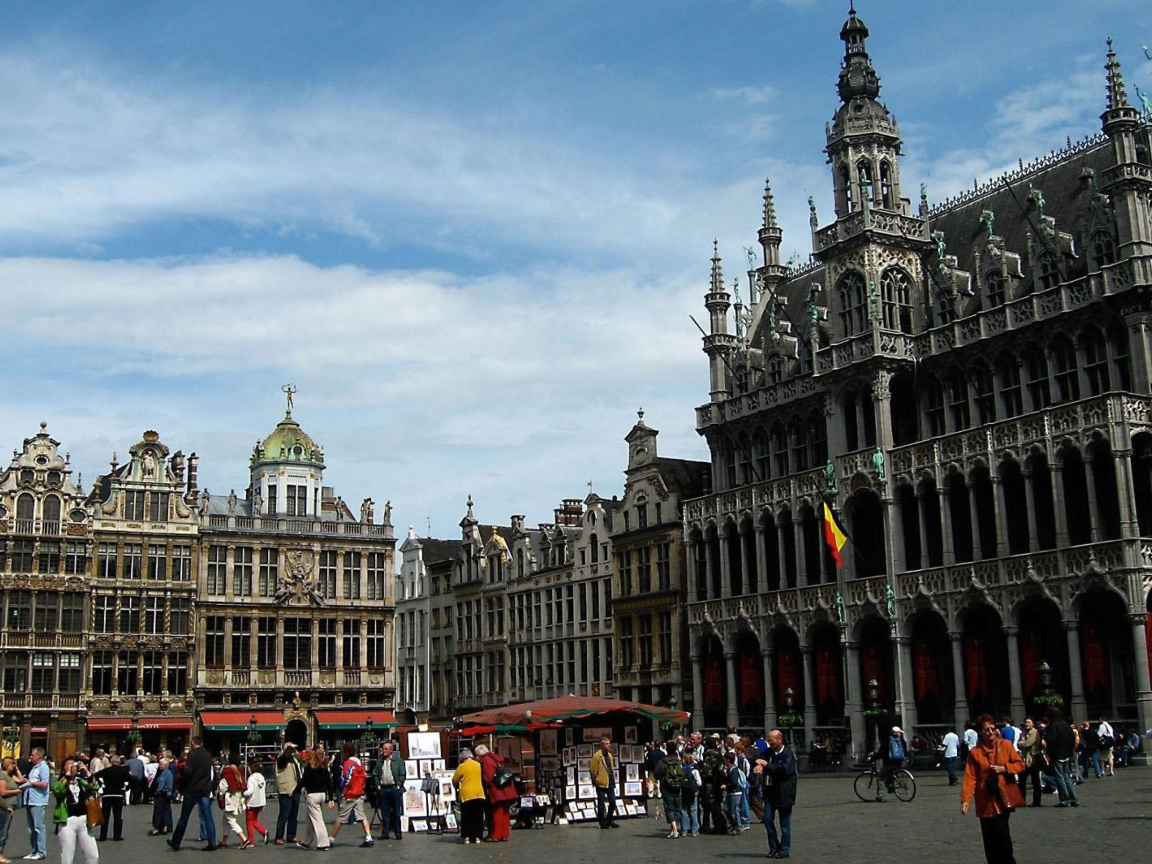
[186,453,199,504]
[171,451,185,485]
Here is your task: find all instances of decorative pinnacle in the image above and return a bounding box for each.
[762,178,777,228]
[637,407,645,424]
[1105,38,1129,109]
[710,240,724,293]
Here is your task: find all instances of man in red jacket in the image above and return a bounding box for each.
[329,743,374,848]
[476,744,517,842]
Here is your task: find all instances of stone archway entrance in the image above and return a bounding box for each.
[285,718,308,748]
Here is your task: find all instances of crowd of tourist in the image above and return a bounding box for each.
[0,710,1140,864]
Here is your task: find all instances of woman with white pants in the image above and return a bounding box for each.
[294,746,334,851]
[51,759,99,864]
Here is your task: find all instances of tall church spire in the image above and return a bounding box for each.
[837,3,880,103]
[759,178,783,269]
[703,242,734,402]
[1104,38,1129,110]
[762,178,777,229]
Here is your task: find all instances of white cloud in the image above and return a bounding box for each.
[711,85,777,105]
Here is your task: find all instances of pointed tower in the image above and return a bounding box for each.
[702,242,736,402]
[1100,40,1152,258]
[758,178,788,303]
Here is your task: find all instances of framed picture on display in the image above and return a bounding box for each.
[439,780,455,801]
[406,732,442,760]
[495,738,523,772]
[538,729,558,756]
[566,767,575,784]
[419,759,433,777]
[411,819,428,833]
[405,761,419,780]
[577,744,593,759]
[565,727,574,746]
[539,756,560,772]
[624,781,643,798]
[431,759,446,772]
[564,785,576,801]
[444,812,458,832]
[624,726,638,744]
[403,780,428,817]
[399,816,409,834]
[577,783,594,800]
[563,747,575,765]
[619,744,633,763]
[625,763,640,782]
[582,726,612,743]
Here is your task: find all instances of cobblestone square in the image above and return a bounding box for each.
[15,768,1148,864]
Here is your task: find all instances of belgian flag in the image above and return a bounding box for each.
[822,501,848,569]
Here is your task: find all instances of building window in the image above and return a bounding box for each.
[167,651,188,694]
[985,271,1005,308]
[1091,231,1117,270]
[838,271,868,337]
[1036,253,1061,291]
[367,619,385,669]
[343,551,361,599]
[998,355,1023,417]
[1051,338,1080,403]
[947,374,970,430]
[319,551,336,599]
[343,619,361,668]
[144,596,165,634]
[61,593,84,632]
[33,594,58,631]
[266,483,278,515]
[142,651,164,693]
[659,611,673,664]
[64,541,87,576]
[30,654,54,693]
[1024,350,1051,410]
[91,654,112,700]
[97,543,117,579]
[149,492,169,523]
[170,598,190,634]
[881,267,913,333]
[2,652,26,693]
[638,615,652,666]
[317,619,336,668]
[286,484,307,517]
[233,546,254,596]
[124,490,145,521]
[925,383,945,438]
[258,548,278,597]
[367,552,387,600]
[283,617,311,670]
[620,618,633,667]
[9,540,32,574]
[119,596,139,634]
[205,616,226,667]
[122,543,142,580]
[232,617,251,669]
[147,544,167,580]
[172,544,191,581]
[638,546,652,593]
[207,545,227,595]
[117,651,139,694]
[257,617,276,669]
[1081,328,1110,396]
[656,542,671,590]
[618,551,632,596]
[37,540,60,575]
[58,654,80,693]
[93,595,114,633]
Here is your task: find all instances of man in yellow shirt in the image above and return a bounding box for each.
[589,737,619,829]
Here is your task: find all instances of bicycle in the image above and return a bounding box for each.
[853,761,916,802]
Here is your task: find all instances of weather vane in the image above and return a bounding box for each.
[282,383,297,417]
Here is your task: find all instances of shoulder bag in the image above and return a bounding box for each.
[989,744,1024,811]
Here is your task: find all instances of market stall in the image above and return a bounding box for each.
[455,695,689,825]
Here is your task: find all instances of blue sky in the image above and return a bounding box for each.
[0,0,1145,542]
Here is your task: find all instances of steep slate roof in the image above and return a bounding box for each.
[652,457,710,500]
[416,537,462,564]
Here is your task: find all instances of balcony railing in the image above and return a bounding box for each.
[204,514,391,538]
[285,671,312,687]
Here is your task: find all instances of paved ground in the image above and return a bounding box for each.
[10,767,1148,863]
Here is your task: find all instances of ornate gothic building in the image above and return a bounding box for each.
[684,9,1152,757]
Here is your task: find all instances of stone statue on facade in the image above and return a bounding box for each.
[872,446,886,483]
[885,584,896,619]
[824,459,836,495]
[227,490,237,514]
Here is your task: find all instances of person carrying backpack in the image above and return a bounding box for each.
[722,751,747,834]
[654,742,684,839]
[875,727,906,803]
[679,750,702,837]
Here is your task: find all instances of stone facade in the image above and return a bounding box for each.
[684,11,1152,758]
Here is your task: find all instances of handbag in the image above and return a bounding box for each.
[990,746,1025,811]
[86,797,104,829]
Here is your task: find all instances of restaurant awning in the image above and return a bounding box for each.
[314,710,396,730]
[86,716,193,731]
[199,711,285,731]
[455,696,690,732]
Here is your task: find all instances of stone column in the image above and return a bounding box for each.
[992,474,1009,557]
[891,491,907,574]
[761,646,776,732]
[1052,462,1070,547]
[739,523,752,595]
[777,519,790,589]
[1114,448,1138,539]
[1004,626,1026,721]
[686,539,698,601]
[844,641,865,762]
[753,526,767,594]
[1083,453,1101,542]
[725,651,739,728]
[720,530,733,599]
[801,645,818,735]
[691,652,704,728]
[1065,621,1087,723]
[1023,469,1039,552]
[950,632,968,727]
[916,491,931,569]
[794,519,809,588]
[967,481,983,561]
[894,634,918,732]
[703,540,715,601]
[1130,613,1152,736]
[939,487,955,566]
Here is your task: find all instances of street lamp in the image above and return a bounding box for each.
[1038,660,1052,695]
[868,678,881,757]
[784,687,795,749]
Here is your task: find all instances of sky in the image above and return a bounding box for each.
[0,0,1146,543]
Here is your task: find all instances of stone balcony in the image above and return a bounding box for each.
[205,514,391,538]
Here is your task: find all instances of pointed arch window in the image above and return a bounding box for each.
[790,419,808,471]
[1080,327,1110,396]
[946,372,970,431]
[997,353,1023,417]
[1036,252,1061,291]
[1024,349,1051,410]
[880,161,893,209]
[837,271,868,337]
[808,413,828,468]
[880,267,913,333]
[924,379,945,437]
[1109,325,1132,391]
[771,424,790,476]
[1091,231,1117,270]
[16,493,34,521]
[972,364,996,424]
[767,355,783,384]
[985,270,1005,308]
[753,428,770,480]
[1051,336,1080,402]
[840,165,854,214]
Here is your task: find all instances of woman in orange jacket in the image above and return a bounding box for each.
[961,713,1025,864]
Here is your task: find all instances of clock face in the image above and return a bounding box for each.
[634,447,647,459]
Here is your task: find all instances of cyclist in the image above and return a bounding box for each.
[875,727,907,802]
